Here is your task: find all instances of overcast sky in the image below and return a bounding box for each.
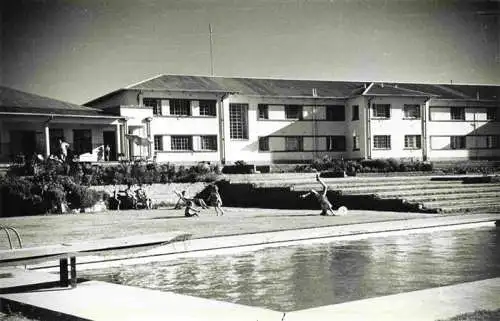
[2,0,499,104]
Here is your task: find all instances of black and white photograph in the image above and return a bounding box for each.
[1,0,499,320]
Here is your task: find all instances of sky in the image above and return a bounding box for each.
[1,0,499,104]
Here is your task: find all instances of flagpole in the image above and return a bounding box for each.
[209,23,214,76]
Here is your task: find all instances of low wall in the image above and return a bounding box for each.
[90,183,210,206]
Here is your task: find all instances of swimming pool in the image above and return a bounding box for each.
[82,226,500,312]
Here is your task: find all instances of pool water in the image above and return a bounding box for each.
[81,226,500,312]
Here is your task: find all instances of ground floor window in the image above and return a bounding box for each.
[154,135,163,151]
[200,135,217,151]
[326,136,346,151]
[171,136,192,151]
[404,135,421,149]
[353,135,360,150]
[285,136,303,151]
[486,136,499,149]
[73,129,92,155]
[259,137,269,151]
[373,135,391,149]
[450,136,466,149]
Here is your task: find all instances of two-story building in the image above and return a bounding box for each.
[83,75,500,164]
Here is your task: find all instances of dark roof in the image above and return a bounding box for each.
[364,82,500,100]
[87,75,500,104]
[0,86,110,116]
[125,75,368,98]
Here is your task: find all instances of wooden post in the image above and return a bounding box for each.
[59,258,68,287]
[70,256,77,288]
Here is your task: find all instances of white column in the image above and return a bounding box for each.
[115,122,121,157]
[44,122,50,157]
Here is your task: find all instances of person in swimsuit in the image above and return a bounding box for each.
[300,173,335,216]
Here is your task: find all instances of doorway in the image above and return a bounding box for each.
[103,131,117,161]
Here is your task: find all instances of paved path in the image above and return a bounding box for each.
[1,276,498,321]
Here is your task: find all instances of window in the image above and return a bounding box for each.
[258,104,269,120]
[326,105,345,121]
[373,104,390,118]
[353,135,360,150]
[154,135,163,151]
[326,136,346,151]
[450,136,466,149]
[285,105,303,119]
[404,104,421,119]
[285,136,303,151]
[171,136,192,151]
[352,105,359,121]
[259,137,269,151]
[169,99,191,116]
[404,135,421,149]
[199,100,216,116]
[143,98,161,115]
[200,135,217,151]
[373,135,391,149]
[73,129,92,154]
[486,136,499,149]
[229,104,249,139]
[450,107,465,120]
[487,108,497,121]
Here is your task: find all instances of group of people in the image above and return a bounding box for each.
[174,184,224,218]
[174,173,347,218]
[112,183,152,210]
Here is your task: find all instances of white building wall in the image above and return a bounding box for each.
[222,95,349,164]
[426,100,500,160]
[346,95,367,160]
[369,97,427,160]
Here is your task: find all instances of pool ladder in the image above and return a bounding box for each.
[1,225,23,250]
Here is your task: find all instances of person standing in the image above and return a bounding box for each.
[104,144,111,161]
[59,138,70,162]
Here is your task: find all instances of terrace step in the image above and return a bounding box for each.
[422,197,500,209]
[402,191,500,203]
[347,184,500,197]
[291,180,473,192]
[437,202,500,213]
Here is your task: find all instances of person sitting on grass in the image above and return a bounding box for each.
[207,184,224,216]
[184,200,200,217]
[300,173,336,216]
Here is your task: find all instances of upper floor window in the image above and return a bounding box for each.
[326,105,345,121]
[259,137,269,151]
[199,100,216,116]
[258,104,269,120]
[285,136,303,151]
[170,99,191,116]
[450,107,465,120]
[373,104,391,118]
[154,135,163,151]
[404,104,421,119]
[450,136,466,149]
[200,135,217,151]
[143,98,161,115]
[171,136,192,151]
[352,105,359,121]
[404,135,421,149]
[326,136,346,151]
[285,105,303,120]
[487,108,498,121]
[229,104,249,139]
[373,135,391,149]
